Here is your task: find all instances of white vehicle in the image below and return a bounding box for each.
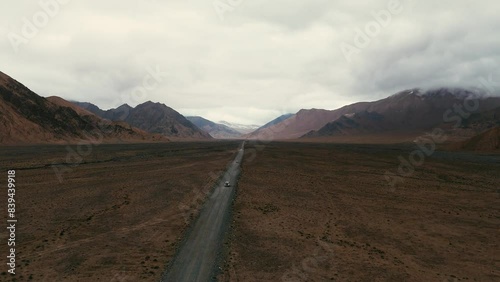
[224,181,230,187]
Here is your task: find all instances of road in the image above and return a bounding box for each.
[160,141,245,282]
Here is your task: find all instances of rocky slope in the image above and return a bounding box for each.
[304,89,500,139]
[256,113,294,131]
[75,102,212,139]
[247,88,500,140]
[448,126,500,151]
[0,71,168,145]
[186,116,242,139]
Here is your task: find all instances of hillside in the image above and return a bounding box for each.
[0,71,168,145]
[186,116,242,139]
[75,102,211,139]
[248,88,500,140]
[256,113,294,131]
[448,126,500,151]
[246,107,369,140]
[302,111,386,137]
[305,89,500,139]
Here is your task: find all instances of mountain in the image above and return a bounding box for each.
[186,116,242,139]
[71,101,107,117]
[246,107,364,139]
[75,102,211,139]
[302,111,386,138]
[47,96,96,116]
[218,121,260,134]
[247,88,500,140]
[77,102,132,122]
[304,89,500,139]
[0,71,168,145]
[257,113,294,131]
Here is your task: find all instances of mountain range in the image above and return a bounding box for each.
[1,70,499,149]
[247,89,500,142]
[0,71,168,145]
[217,121,260,134]
[74,102,212,140]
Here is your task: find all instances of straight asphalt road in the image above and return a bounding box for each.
[161,141,245,282]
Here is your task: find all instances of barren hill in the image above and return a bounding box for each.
[0,71,168,145]
[248,88,500,140]
[187,116,242,139]
[306,89,500,139]
[256,113,294,131]
[75,102,211,139]
[448,126,500,151]
[303,111,386,137]
[246,108,366,140]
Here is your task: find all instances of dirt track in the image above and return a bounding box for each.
[161,142,244,282]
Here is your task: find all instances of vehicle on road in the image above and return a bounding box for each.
[224,181,230,187]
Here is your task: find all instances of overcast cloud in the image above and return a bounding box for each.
[1,0,499,124]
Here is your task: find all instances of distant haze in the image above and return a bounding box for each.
[1,0,499,124]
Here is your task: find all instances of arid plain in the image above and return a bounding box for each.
[222,142,499,282]
[0,140,499,281]
[0,141,240,282]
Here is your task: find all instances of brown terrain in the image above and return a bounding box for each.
[448,126,500,151]
[0,141,240,281]
[187,116,242,139]
[302,111,387,138]
[0,72,168,145]
[74,101,212,139]
[247,108,351,140]
[256,114,295,132]
[248,89,500,140]
[221,142,500,281]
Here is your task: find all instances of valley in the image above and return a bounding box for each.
[2,2,500,281]
[0,72,499,281]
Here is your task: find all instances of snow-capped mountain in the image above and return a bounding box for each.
[218,120,261,134]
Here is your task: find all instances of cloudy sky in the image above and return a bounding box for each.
[1,0,499,125]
